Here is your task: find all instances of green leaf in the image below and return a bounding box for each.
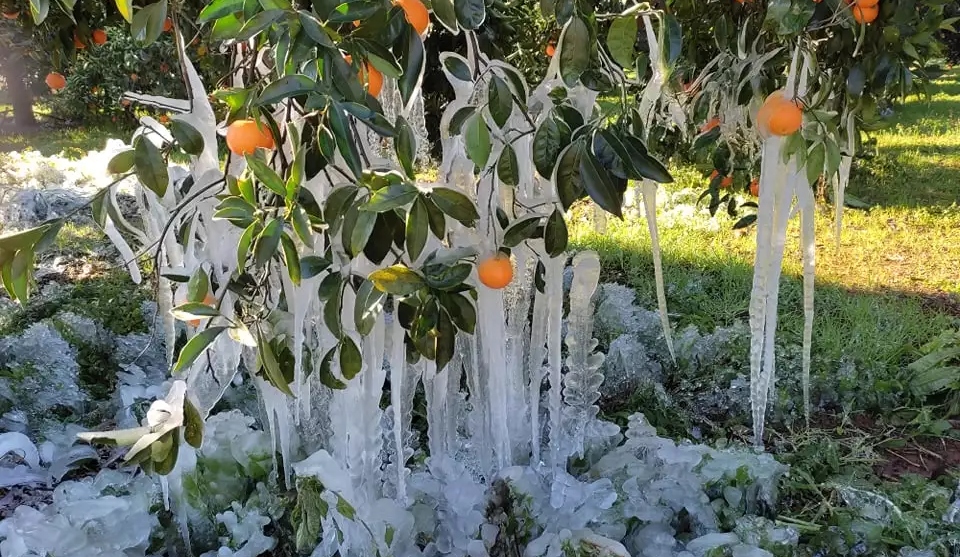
[579,147,623,218]
[318,347,347,389]
[183,399,203,449]
[448,106,476,135]
[131,0,168,46]
[328,0,380,23]
[198,0,244,23]
[236,9,284,41]
[455,0,484,29]
[237,221,259,270]
[257,329,294,396]
[322,277,344,337]
[354,279,386,336]
[29,0,49,24]
[171,302,220,321]
[246,156,286,197]
[397,29,425,108]
[431,0,457,32]
[436,310,456,370]
[170,120,205,156]
[211,13,243,40]
[488,75,513,129]
[254,218,283,266]
[543,208,568,257]
[107,150,136,174]
[439,292,476,334]
[443,57,472,83]
[555,143,583,210]
[336,494,356,519]
[406,196,429,261]
[824,136,842,179]
[187,267,210,302]
[327,102,362,178]
[622,136,673,183]
[341,103,397,137]
[533,115,570,179]
[497,144,519,187]
[503,216,541,248]
[733,214,757,229]
[173,327,227,373]
[339,336,362,379]
[364,183,418,213]
[806,142,825,186]
[606,16,637,68]
[430,187,479,226]
[280,233,302,286]
[300,255,331,279]
[9,250,32,302]
[134,138,169,197]
[463,113,491,169]
[357,40,403,79]
[424,197,446,238]
[559,17,590,87]
[369,265,425,296]
[422,262,471,290]
[115,0,132,22]
[661,13,682,66]
[395,115,417,179]
[298,11,334,46]
[350,209,376,256]
[291,205,314,248]
[258,75,317,105]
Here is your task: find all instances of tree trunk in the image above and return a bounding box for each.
[1,57,37,128]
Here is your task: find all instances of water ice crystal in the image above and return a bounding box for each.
[0,469,158,557]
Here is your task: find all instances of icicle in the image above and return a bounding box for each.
[103,218,142,284]
[388,315,408,503]
[834,110,856,250]
[797,184,816,426]
[159,474,170,511]
[477,284,512,470]
[641,180,675,363]
[527,271,550,466]
[545,256,565,469]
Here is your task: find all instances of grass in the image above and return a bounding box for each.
[0,124,121,160]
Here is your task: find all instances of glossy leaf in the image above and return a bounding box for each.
[198,0,243,23]
[397,29,425,108]
[455,0,484,29]
[354,279,386,336]
[257,330,294,396]
[327,102,362,178]
[115,0,132,22]
[559,17,590,86]
[406,196,428,261]
[463,112,491,168]
[280,233,302,286]
[318,347,347,389]
[395,115,417,179]
[339,336,362,379]
[607,16,637,68]
[246,156,286,196]
[186,267,209,302]
[363,183,419,212]
[134,137,168,198]
[579,148,623,218]
[173,327,227,373]
[237,221,258,270]
[258,75,317,105]
[555,143,583,210]
[236,9,284,41]
[533,115,569,179]
[131,0,168,46]
[497,144,519,186]
[107,150,135,174]
[254,218,283,266]
[443,56,471,82]
[430,188,479,226]
[543,208,568,258]
[503,216,541,248]
[170,120,204,156]
[488,75,513,128]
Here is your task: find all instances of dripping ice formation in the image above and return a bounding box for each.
[29,21,809,557]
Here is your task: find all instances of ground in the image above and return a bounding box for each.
[2,71,959,555]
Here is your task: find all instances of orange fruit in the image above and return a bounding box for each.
[163,18,173,32]
[756,90,803,136]
[478,254,513,289]
[700,117,720,133]
[45,72,67,91]
[361,63,383,97]
[158,114,170,124]
[74,33,86,49]
[92,29,107,45]
[2,10,19,19]
[720,175,733,189]
[852,4,878,23]
[749,179,760,197]
[130,73,139,81]
[121,99,131,107]
[188,292,217,327]
[226,119,276,155]
[709,169,720,180]
[395,0,429,35]
[546,43,556,57]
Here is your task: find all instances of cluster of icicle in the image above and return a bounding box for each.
[83,19,686,555]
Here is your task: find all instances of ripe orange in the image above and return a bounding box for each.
[478,254,513,289]
[395,0,429,35]
[163,17,173,32]
[74,33,86,49]
[92,29,107,45]
[749,179,760,197]
[709,169,719,181]
[720,175,733,189]
[756,90,803,136]
[121,99,131,107]
[546,43,556,57]
[700,117,720,133]
[188,292,217,327]
[2,10,18,19]
[226,119,276,155]
[159,114,170,124]
[853,4,878,23]
[361,63,383,97]
[45,72,67,91]
[130,73,139,82]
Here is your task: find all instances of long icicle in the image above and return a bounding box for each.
[641,180,676,363]
[834,110,856,250]
[797,183,816,426]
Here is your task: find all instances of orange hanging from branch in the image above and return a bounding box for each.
[45,72,67,91]
[395,0,429,35]
[226,119,276,156]
[478,254,513,289]
[92,29,108,45]
[756,90,803,136]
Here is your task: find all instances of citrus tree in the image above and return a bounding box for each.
[0,0,954,551]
